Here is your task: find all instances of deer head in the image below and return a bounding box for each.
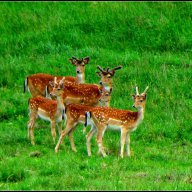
[69,56,90,83]
[132,86,149,109]
[49,77,65,98]
[98,87,113,107]
[96,65,122,90]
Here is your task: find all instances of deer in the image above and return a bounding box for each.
[54,88,113,153]
[27,77,65,145]
[96,65,122,97]
[48,64,122,106]
[51,66,122,153]
[45,65,122,100]
[84,86,149,158]
[24,56,90,98]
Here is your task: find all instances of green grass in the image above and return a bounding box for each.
[0,1,192,190]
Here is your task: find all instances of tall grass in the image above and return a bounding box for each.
[0,2,191,190]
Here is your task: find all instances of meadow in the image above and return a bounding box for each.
[0,1,192,190]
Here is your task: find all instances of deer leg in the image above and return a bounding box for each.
[68,127,77,152]
[86,126,97,156]
[55,130,67,153]
[51,120,56,144]
[28,120,35,145]
[125,132,131,157]
[58,121,63,135]
[120,129,127,158]
[96,126,107,157]
[55,119,74,153]
[27,110,37,145]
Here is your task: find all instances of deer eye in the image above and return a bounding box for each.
[57,88,61,91]
[140,100,143,102]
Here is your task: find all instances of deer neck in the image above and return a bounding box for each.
[136,105,145,125]
[56,95,65,111]
[103,85,111,92]
[101,98,110,107]
[77,73,85,83]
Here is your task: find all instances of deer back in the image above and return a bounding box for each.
[27,73,77,97]
[29,96,58,118]
[62,82,102,106]
[90,106,139,126]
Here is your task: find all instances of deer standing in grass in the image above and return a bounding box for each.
[96,65,122,105]
[24,56,90,97]
[27,63,122,146]
[84,86,149,158]
[48,66,122,153]
[27,77,65,145]
[54,88,112,153]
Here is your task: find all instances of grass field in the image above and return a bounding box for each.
[0,1,192,190]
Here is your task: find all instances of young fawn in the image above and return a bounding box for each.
[24,56,90,97]
[27,77,65,145]
[54,88,112,153]
[84,86,149,158]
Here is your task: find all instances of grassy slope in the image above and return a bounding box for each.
[0,2,192,190]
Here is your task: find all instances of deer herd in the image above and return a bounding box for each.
[24,56,149,158]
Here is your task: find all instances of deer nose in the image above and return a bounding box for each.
[132,105,135,108]
[50,93,52,97]
[99,81,103,85]
[77,70,80,74]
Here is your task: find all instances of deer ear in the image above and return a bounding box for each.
[131,94,136,100]
[96,72,101,77]
[69,58,76,65]
[49,81,54,87]
[59,80,65,89]
[109,88,113,94]
[143,94,147,99]
[108,71,114,77]
[61,82,65,89]
[83,57,90,64]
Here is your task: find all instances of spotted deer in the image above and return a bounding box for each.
[96,65,122,92]
[84,86,149,158]
[56,65,122,105]
[27,78,65,145]
[54,88,113,153]
[49,73,113,106]
[46,65,122,101]
[52,66,122,153]
[24,56,90,97]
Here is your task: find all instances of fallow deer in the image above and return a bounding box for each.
[24,56,90,97]
[96,65,122,92]
[58,65,122,105]
[95,65,122,106]
[84,86,149,158]
[45,65,122,101]
[27,77,65,145]
[49,66,122,153]
[48,76,104,106]
[54,88,113,153]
